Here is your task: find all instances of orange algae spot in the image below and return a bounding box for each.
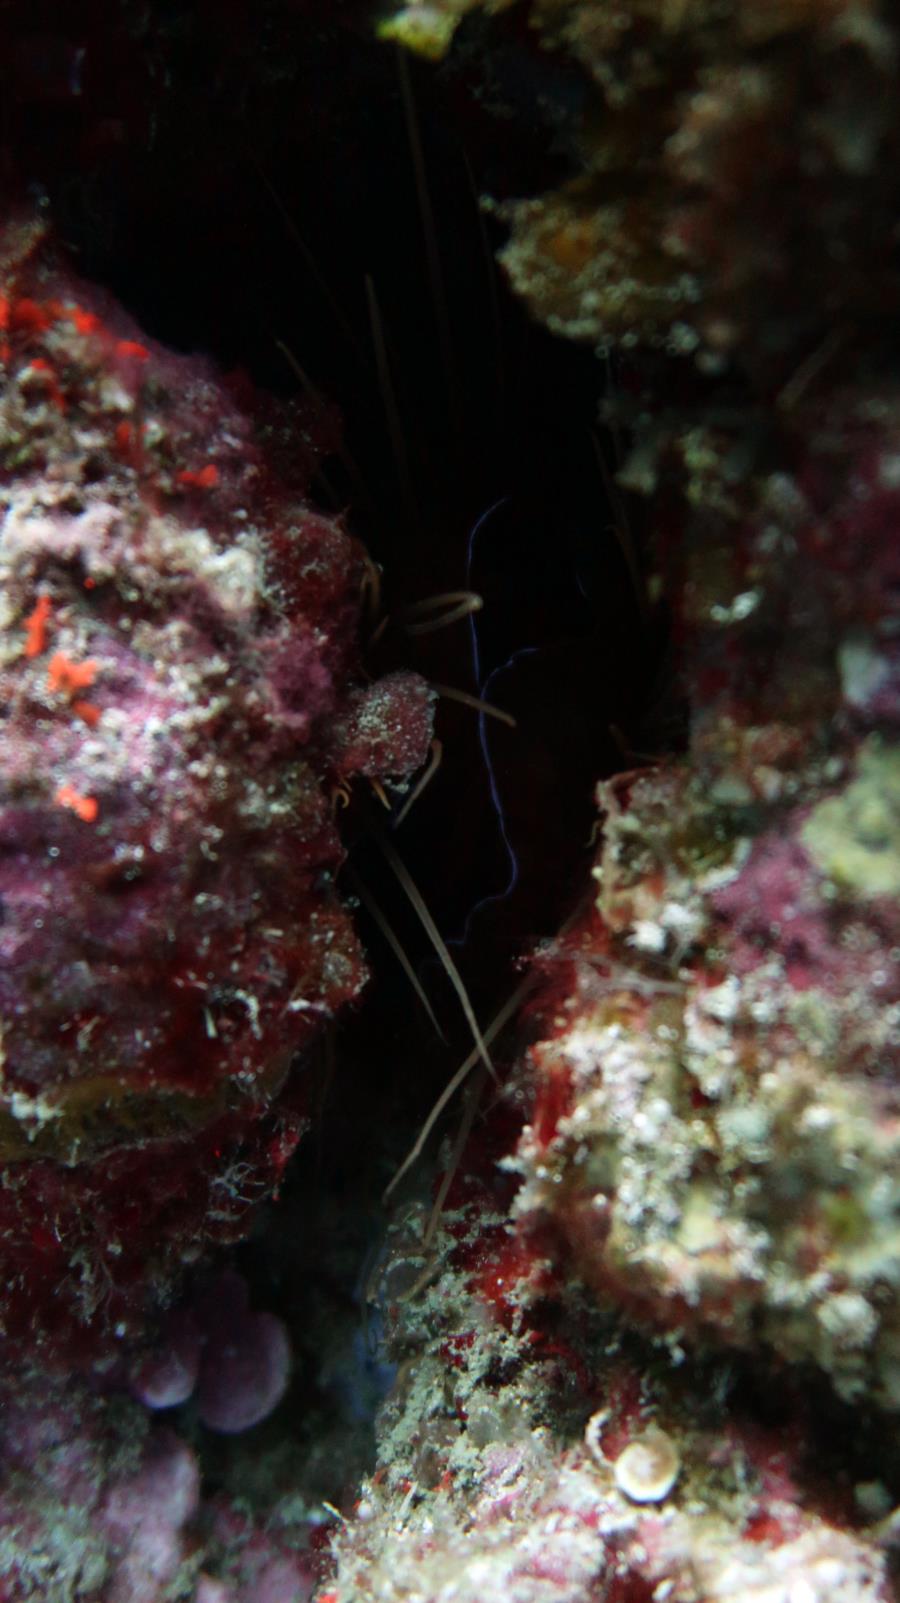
[744,1512,786,1544]
[177,464,219,489]
[55,784,99,823]
[546,221,596,274]
[116,338,150,361]
[72,699,101,728]
[24,593,52,658]
[47,652,99,695]
[114,420,143,465]
[115,419,150,468]
[66,306,101,336]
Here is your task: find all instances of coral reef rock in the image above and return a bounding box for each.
[512,379,900,1409]
[384,0,900,368]
[0,214,433,1356]
[328,1185,895,1603]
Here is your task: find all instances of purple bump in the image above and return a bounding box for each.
[131,1313,202,1410]
[248,1555,314,1603]
[196,1311,291,1435]
[196,1578,236,1603]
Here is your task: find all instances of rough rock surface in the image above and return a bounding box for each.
[1,0,900,1599]
[511,381,900,1408]
[0,214,433,1355]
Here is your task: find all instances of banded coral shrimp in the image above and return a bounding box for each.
[3,0,671,1509]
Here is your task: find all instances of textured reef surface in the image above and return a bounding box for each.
[512,375,900,1412]
[1,0,900,1599]
[0,212,433,1358]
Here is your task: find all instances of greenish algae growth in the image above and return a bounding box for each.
[802,739,900,896]
[377,3,469,58]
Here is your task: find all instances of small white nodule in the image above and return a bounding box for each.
[613,1429,681,1504]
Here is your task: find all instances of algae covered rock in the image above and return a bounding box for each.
[0,216,433,1355]
[383,0,900,366]
[510,385,900,1408]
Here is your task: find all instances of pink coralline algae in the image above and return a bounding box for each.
[0,1364,320,1602]
[0,214,434,1355]
[195,1308,291,1436]
[0,1375,197,1601]
[132,1271,292,1434]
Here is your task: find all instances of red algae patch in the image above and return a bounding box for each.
[0,215,433,1356]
